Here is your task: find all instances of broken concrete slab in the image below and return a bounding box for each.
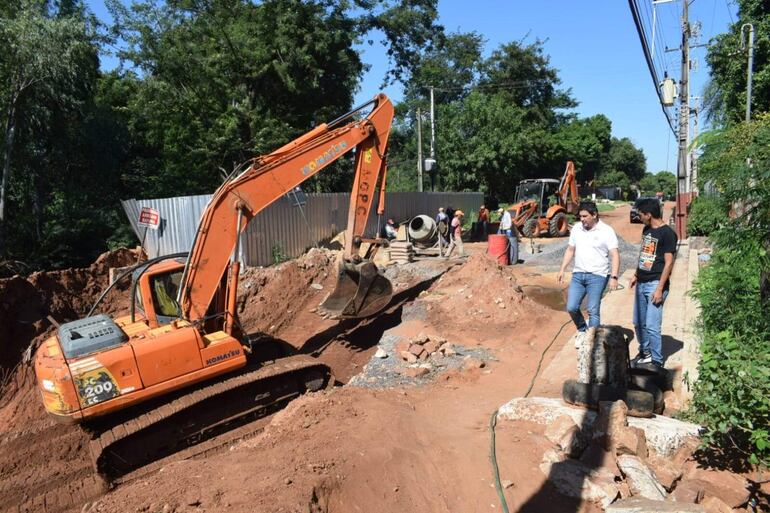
[497,397,597,429]
[545,415,586,457]
[626,414,701,457]
[605,497,706,512]
[617,454,667,500]
[497,397,700,456]
[646,452,683,491]
[538,458,619,509]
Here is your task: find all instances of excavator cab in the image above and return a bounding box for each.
[131,259,186,328]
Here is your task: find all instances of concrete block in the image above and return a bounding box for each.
[606,497,706,512]
[498,397,700,456]
[627,414,701,456]
[617,454,667,500]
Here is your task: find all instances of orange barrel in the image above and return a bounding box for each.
[487,234,509,265]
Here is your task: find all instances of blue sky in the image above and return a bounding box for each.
[87,0,738,175]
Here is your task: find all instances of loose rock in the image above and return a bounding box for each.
[682,466,750,508]
[617,454,666,500]
[402,367,430,378]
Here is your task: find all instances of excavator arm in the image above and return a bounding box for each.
[557,161,579,214]
[179,94,394,325]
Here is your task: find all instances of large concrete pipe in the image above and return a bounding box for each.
[408,215,437,243]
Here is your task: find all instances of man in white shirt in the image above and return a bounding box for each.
[557,201,620,345]
[497,208,519,265]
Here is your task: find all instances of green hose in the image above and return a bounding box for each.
[489,318,572,512]
[488,278,624,510]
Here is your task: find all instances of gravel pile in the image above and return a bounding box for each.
[348,301,493,389]
[348,333,492,389]
[517,236,640,274]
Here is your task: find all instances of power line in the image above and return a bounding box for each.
[724,0,735,25]
[628,0,677,135]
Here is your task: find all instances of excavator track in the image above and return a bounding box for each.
[86,355,330,480]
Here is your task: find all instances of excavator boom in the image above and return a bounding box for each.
[179,94,394,323]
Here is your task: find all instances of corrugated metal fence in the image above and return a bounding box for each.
[121,191,483,267]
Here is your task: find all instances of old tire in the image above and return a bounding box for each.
[628,375,665,414]
[548,212,569,237]
[628,366,668,391]
[522,218,540,238]
[561,379,655,418]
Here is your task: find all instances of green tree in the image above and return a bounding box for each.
[555,114,612,183]
[601,136,646,183]
[704,0,770,123]
[0,0,98,257]
[107,0,441,197]
[638,171,675,198]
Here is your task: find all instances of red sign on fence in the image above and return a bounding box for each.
[138,207,160,230]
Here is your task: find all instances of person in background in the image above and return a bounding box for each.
[557,201,620,347]
[445,210,465,258]
[497,207,512,234]
[476,204,490,241]
[435,207,449,245]
[384,218,398,240]
[630,198,677,369]
[497,208,519,265]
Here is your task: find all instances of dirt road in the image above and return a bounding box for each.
[0,203,675,513]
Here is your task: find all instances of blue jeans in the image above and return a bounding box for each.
[566,272,609,331]
[633,280,669,364]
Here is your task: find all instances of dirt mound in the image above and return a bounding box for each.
[427,253,530,326]
[0,247,138,373]
[0,248,139,513]
[237,247,337,335]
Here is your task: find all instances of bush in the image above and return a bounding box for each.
[687,196,725,236]
[689,234,770,465]
[688,115,770,466]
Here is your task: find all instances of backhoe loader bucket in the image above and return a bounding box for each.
[319,261,393,319]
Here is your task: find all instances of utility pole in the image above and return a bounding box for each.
[416,108,423,192]
[690,100,699,194]
[429,86,437,191]
[675,0,690,240]
[741,23,755,122]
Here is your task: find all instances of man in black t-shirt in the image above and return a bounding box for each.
[630,198,678,369]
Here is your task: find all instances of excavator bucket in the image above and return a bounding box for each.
[319,261,393,319]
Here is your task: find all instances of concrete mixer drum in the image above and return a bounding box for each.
[407,215,438,246]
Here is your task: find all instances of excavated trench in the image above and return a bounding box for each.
[0,248,441,513]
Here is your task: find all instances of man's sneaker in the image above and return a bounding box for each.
[631,352,652,367]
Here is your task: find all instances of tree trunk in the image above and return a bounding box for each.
[0,90,19,257]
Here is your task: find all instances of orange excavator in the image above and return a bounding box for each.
[34,94,394,477]
[508,161,579,238]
